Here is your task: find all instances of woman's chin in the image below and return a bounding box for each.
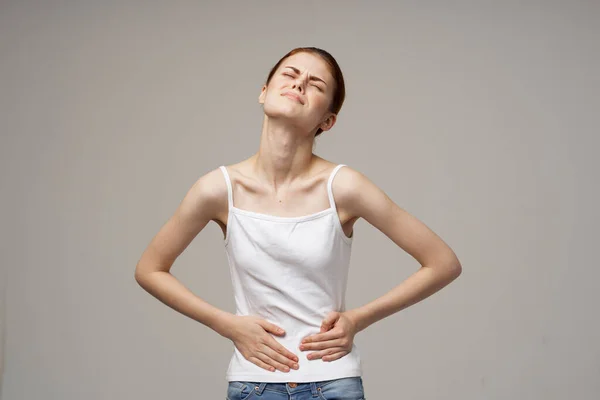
[264,108,303,121]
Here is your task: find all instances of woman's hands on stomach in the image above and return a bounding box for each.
[226,315,300,373]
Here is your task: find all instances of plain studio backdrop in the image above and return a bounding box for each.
[1,1,598,399]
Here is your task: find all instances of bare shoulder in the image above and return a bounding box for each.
[332,165,461,268]
[331,164,383,222]
[135,166,228,275]
[172,166,228,222]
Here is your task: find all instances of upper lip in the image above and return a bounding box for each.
[282,91,304,104]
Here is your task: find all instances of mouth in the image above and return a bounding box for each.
[282,92,304,104]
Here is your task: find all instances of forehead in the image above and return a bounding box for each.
[278,52,332,80]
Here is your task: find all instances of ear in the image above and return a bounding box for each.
[320,113,337,132]
[258,85,267,104]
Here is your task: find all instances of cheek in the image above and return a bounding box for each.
[312,94,331,110]
[265,91,283,105]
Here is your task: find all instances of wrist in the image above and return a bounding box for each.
[345,308,367,333]
[212,311,237,339]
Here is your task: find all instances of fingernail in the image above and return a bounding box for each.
[293,363,299,369]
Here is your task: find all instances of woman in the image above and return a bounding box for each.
[135,47,462,400]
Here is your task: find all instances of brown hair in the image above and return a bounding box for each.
[264,47,346,137]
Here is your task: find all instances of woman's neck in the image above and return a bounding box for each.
[251,117,318,187]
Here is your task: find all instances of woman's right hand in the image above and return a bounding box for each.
[226,315,299,373]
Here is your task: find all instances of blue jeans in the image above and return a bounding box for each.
[226,376,366,400]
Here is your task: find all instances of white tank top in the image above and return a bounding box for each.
[219,164,363,382]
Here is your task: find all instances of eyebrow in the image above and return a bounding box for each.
[283,66,328,86]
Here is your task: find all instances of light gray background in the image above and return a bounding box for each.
[1,1,598,399]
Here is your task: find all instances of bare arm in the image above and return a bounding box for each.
[134,168,234,338]
[335,167,463,333]
[135,167,300,372]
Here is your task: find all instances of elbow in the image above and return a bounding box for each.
[434,256,462,282]
[444,250,462,279]
[134,262,153,286]
[431,251,462,280]
[134,267,146,286]
[447,257,462,280]
[134,259,171,285]
[452,263,462,279]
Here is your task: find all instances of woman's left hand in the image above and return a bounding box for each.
[299,311,359,362]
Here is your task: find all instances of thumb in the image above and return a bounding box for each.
[321,311,339,332]
[262,321,285,336]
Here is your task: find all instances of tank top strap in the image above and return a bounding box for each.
[327,164,347,211]
[219,166,234,210]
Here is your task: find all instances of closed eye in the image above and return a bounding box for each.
[283,73,323,91]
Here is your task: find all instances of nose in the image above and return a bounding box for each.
[292,78,305,93]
